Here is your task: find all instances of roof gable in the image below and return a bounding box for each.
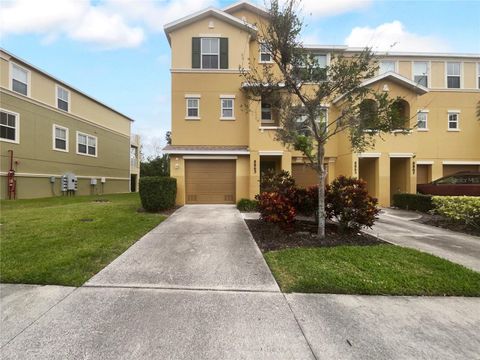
[222,1,269,18]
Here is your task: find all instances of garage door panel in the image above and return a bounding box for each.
[185,160,236,204]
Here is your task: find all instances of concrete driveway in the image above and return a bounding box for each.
[364,208,480,272]
[2,205,479,359]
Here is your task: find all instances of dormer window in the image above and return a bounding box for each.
[192,37,228,69]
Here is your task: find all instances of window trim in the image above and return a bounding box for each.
[412,61,430,88]
[259,42,273,64]
[220,97,235,120]
[379,60,397,74]
[56,85,70,113]
[185,97,200,120]
[261,101,274,124]
[9,62,31,97]
[447,110,460,132]
[416,110,429,131]
[0,108,20,144]
[445,61,462,89]
[76,131,98,157]
[52,124,69,152]
[200,37,220,69]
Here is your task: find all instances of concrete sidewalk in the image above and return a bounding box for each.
[365,208,480,272]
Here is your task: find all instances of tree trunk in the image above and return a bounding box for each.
[317,143,326,238]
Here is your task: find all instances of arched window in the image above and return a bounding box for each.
[391,99,410,129]
[359,99,378,129]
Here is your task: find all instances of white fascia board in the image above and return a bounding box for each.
[259,151,283,156]
[358,152,381,158]
[416,160,434,165]
[183,155,238,160]
[163,149,250,155]
[442,160,480,165]
[389,152,414,158]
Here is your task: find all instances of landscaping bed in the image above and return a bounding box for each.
[246,219,384,251]
[414,213,480,237]
[0,193,166,286]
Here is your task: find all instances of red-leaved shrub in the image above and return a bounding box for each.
[325,176,379,233]
[256,192,297,229]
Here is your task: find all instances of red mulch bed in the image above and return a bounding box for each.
[245,219,385,252]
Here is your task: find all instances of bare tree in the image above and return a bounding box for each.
[240,0,406,237]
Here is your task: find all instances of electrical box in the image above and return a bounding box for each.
[90,178,97,185]
[50,176,56,183]
[61,173,78,192]
[101,177,106,183]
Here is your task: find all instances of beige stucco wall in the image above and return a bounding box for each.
[0,51,131,136]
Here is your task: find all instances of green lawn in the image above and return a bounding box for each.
[0,193,165,286]
[264,245,480,296]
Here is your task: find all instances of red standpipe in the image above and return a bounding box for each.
[7,150,16,200]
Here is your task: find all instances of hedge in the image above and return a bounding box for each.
[139,176,176,212]
[237,198,258,212]
[392,193,433,213]
[432,196,480,229]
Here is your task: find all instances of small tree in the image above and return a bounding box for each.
[140,154,170,177]
[241,0,406,238]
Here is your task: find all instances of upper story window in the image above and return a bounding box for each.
[77,132,97,156]
[446,62,461,88]
[11,63,29,96]
[185,96,200,119]
[0,109,19,143]
[379,60,396,74]
[192,37,228,69]
[53,124,69,151]
[259,43,272,63]
[220,97,235,120]
[413,62,428,87]
[261,101,273,124]
[56,86,70,112]
[447,111,460,131]
[417,111,428,131]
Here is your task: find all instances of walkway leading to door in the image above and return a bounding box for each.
[86,205,279,291]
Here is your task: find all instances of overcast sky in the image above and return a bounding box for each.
[1,0,479,157]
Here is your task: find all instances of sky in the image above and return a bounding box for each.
[1,0,479,157]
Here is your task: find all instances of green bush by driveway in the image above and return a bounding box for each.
[139,176,176,211]
[0,193,165,286]
[265,245,480,296]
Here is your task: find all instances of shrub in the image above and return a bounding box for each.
[393,193,433,212]
[293,186,318,217]
[325,176,380,233]
[139,176,176,212]
[432,196,480,229]
[255,192,296,229]
[260,169,296,198]
[237,198,258,212]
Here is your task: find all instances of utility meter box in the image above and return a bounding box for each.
[61,173,78,192]
[90,178,97,185]
[101,177,106,183]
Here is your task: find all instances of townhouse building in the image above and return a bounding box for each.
[163,2,480,206]
[0,49,138,199]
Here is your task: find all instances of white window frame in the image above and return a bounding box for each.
[52,124,69,152]
[76,131,97,157]
[200,37,220,69]
[416,110,429,131]
[447,110,460,132]
[10,62,30,97]
[0,108,20,144]
[259,42,273,63]
[185,96,200,120]
[412,61,429,88]
[261,101,273,124]
[379,60,397,74]
[445,61,462,89]
[220,96,235,120]
[56,85,70,112]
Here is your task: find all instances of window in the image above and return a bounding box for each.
[53,125,68,151]
[317,108,328,133]
[11,63,29,96]
[77,132,97,156]
[0,109,19,143]
[220,98,234,119]
[379,60,396,74]
[185,98,200,119]
[417,111,428,130]
[201,38,219,69]
[447,112,459,131]
[413,62,428,87]
[259,43,272,63]
[56,86,69,112]
[261,101,272,123]
[447,62,461,88]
